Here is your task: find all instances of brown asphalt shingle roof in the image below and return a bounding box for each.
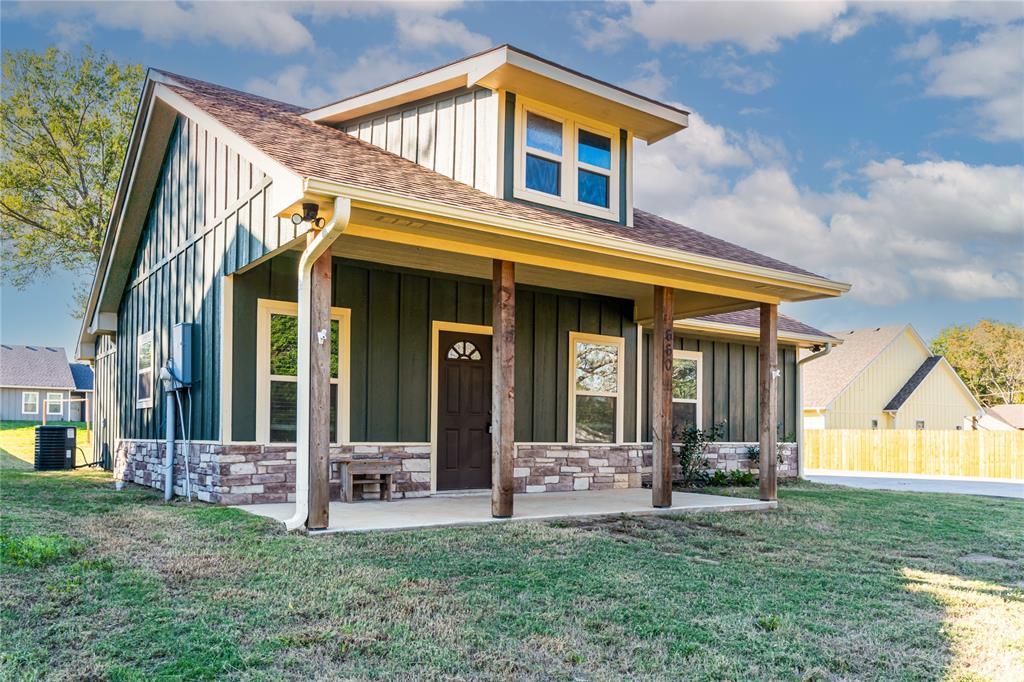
[157,71,821,279]
[692,309,833,340]
[802,325,908,408]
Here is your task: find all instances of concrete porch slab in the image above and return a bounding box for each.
[235,488,776,534]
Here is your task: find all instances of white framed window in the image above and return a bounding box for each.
[514,97,620,220]
[672,350,702,439]
[21,391,38,415]
[569,331,625,444]
[46,392,63,416]
[575,123,613,209]
[915,420,926,430]
[255,299,351,444]
[871,419,879,430]
[136,331,154,409]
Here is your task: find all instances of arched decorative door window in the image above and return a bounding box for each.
[446,340,482,361]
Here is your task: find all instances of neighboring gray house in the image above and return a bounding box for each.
[0,345,92,422]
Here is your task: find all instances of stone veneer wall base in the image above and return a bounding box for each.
[113,440,798,505]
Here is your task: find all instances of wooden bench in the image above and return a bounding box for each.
[330,458,401,502]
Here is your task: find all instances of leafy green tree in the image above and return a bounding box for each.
[931,320,1024,406]
[1,47,144,311]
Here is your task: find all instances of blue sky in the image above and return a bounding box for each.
[2,1,1022,355]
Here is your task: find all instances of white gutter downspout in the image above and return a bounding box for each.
[796,342,832,478]
[284,196,351,531]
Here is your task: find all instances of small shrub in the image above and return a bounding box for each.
[746,425,793,465]
[729,470,756,487]
[707,470,730,486]
[756,614,780,632]
[673,422,725,487]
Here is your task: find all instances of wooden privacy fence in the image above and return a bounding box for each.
[804,429,1024,480]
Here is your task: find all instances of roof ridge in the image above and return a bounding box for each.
[153,69,306,113]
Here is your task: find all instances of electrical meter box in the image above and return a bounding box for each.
[171,322,193,386]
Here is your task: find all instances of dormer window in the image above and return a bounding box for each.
[514,98,620,220]
[577,129,611,208]
[525,112,562,196]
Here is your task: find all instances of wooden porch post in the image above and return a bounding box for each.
[492,259,515,518]
[306,249,333,530]
[759,302,779,501]
[652,285,674,508]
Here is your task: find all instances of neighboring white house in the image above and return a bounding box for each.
[0,345,92,422]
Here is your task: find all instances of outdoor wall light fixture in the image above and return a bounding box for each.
[291,202,325,228]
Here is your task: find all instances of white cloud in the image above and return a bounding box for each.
[575,0,1023,53]
[247,47,423,107]
[858,1,1024,27]
[634,119,1024,304]
[327,47,425,102]
[702,52,776,94]
[624,60,672,99]
[15,1,315,54]
[895,31,941,60]
[633,113,754,210]
[393,10,491,53]
[613,1,848,53]
[920,24,1024,140]
[245,65,332,108]
[12,0,492,56]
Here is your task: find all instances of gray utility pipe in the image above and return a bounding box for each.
[160,365,176,501]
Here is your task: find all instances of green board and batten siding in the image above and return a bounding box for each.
[92,113,302,455]
[640,333,799,443]
[231,255,639,443]
[93,112,800,462]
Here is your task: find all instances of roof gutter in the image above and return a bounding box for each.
[796,341,831,478]
[284,196,351,532]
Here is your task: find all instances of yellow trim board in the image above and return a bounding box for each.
[304,179,850,299]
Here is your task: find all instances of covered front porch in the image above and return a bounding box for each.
[236,487,776,534]
[228,188,843,528]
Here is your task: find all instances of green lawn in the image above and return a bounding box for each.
[0,420,93,467]
[1,466,1021,681]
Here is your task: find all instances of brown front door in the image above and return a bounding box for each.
[437,331,492,490]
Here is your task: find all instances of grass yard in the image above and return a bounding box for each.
[1,466,1022,681]
[0,421,93,467]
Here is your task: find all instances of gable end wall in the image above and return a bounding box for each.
[93,112,302,462]
[828,328,930,429]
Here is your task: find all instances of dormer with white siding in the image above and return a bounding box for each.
[304,45,689,227]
